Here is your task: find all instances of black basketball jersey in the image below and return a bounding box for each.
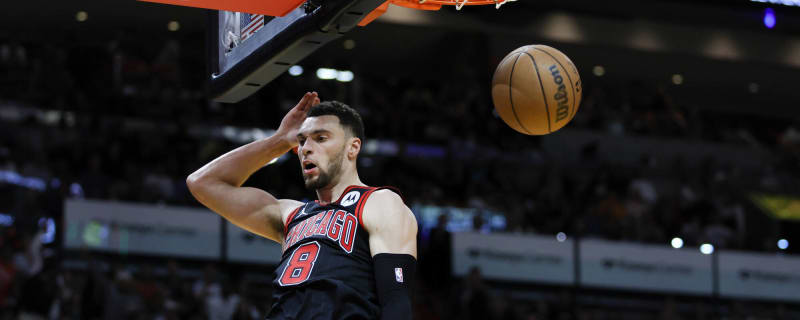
[267,185,397,320]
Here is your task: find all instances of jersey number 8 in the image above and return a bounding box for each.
[279,241,320,286]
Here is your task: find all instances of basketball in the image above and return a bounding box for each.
[491,45,582,135]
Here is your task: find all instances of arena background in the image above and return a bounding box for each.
[2,0,800,319]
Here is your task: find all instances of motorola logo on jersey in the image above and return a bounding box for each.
[340,190,361,206]
[284,209,358,253]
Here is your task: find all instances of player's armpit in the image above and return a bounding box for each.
[361,189,418,258]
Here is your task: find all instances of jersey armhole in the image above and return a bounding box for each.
[284,204,304,236]
[355,186,404,229]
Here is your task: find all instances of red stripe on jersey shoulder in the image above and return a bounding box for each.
[355,188,378,229]
[284,204,304,236]
[355,186,404,229]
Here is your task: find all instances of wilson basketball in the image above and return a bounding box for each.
[491,45,582,135]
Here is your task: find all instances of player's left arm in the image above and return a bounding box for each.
[362,189,418,320]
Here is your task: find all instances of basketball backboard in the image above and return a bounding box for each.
[207,0,386,103]
[140,0,308,17]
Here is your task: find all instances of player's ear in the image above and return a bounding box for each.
[348,137,361,160]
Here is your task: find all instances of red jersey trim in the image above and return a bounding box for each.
[284,205,304,236]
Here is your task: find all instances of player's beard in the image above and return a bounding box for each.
[304,147,345,191]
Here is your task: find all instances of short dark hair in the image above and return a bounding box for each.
[308,101,365,142]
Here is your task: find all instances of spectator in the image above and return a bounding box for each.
[423,214,452,295]
[206,280,240,320]
[459,267,492,320]
[13,230,43,278]
[194,264,221,301]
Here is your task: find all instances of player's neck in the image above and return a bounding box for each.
[316,172,364,204]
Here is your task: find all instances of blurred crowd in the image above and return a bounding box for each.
[1,30,800,319]
[1,234,797,320]
[1,237,273,320]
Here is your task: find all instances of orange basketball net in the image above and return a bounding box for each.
[359,0,515,26]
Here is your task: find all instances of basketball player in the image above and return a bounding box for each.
[186,92,417,320]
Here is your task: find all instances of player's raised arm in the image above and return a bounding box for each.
[362,190,418,320]
[186,92,320,243]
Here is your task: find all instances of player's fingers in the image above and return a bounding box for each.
[295,92,311,111]
[303,92,318,109]
[311,92,320,106]
[299,92,311,104]
[301,96,314,112]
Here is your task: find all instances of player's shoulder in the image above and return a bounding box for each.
[361,188,416,229]
[367,188,405,207]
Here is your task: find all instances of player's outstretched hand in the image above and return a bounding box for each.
[278,92,320,147]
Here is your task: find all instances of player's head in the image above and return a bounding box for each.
[297,101,364,190]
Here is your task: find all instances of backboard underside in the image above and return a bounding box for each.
[208,0,386,103]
